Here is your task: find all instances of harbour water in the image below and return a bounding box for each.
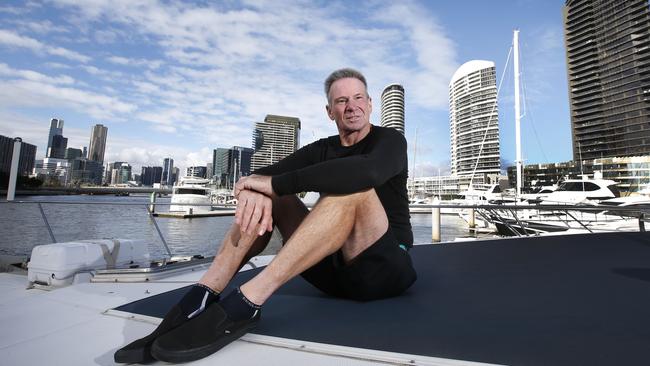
[0,195,476,259]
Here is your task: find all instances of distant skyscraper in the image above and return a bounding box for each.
[251,114,300,172]
[82,146,87,158]
[449,60,501,177]
[110,162,131,184]
[48,134,68,159]
[172,167,180,185]
[0,135,37,178]
[46,118,63,158]
[206,163,213,180]
[162,158,174,186]
[46,118,67,159]
[88,124,108,163]
[141,166,163,186]
[564,0,650,160]
[214,146,254,188]
[380,84,405,134]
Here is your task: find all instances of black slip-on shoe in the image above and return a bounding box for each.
[150,302,261,363]
[115,285,219,364]
[114,305,186,364]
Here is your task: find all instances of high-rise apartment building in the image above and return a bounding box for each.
[251,114,301,172]
[214,146,254,188]
[564,0,650,160]
[88,124,108,163]
[162,158,174,186]
[0,135,37,178]
[380,84,406,134]
[449,60,501,177]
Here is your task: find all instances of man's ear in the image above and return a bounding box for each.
[325,104,334,121]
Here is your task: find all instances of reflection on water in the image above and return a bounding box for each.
[0,195,477,258]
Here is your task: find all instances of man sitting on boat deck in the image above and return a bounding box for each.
[115,68,417,364]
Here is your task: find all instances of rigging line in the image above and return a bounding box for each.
[519,43,549,163]
[469,45,513,187]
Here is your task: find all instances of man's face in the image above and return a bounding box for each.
[326,77,372,133]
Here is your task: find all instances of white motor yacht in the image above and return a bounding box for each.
[169,177,214,214]
[539,176,620,205]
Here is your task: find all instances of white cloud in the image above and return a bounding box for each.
[2,1,462,171]
[107,56,162,69]
[0,29,90,62]
[0,64,137,120]
[0,63,75,85]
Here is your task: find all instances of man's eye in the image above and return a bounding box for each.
[337,99,347,104]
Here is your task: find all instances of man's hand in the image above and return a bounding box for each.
[235,175,275,198]
[235,189,274,236]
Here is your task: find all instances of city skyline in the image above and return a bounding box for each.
[1,1,577,176]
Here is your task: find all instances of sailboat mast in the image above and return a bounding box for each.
[514,29,522,196]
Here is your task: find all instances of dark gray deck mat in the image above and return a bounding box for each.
[115,232,650,365]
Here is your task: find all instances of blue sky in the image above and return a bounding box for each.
[0,0,571,176]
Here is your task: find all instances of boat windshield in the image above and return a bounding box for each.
[607,184,621,198]
[557,181,601,192]
[175,188,208,195]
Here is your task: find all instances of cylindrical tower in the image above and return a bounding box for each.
[380,84,405,134]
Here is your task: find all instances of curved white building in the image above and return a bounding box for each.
[449,60,501,177]
[380,84,405,134]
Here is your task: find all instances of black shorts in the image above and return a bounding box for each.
[299,228,417,301]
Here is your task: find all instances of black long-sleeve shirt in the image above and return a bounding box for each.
[254,125,413,247]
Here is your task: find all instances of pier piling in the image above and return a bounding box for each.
[468,208,476,229]
[7,138,21,201]
[149,192,156,213]
[431,197,441,243]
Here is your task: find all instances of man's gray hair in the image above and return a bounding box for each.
[324,68,368,102]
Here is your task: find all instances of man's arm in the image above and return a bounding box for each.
[271,130,407,195]
[233,141,321,235]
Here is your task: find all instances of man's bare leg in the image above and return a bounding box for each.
[240,189,388,305]
[198,194,310,292]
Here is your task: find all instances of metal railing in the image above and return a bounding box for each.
[414,203,650,240]
[0,199,205,258]
[2,199,649,257]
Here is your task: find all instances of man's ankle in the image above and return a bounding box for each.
[220,287,261,322]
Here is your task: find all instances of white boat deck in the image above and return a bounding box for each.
[0,254,493,366]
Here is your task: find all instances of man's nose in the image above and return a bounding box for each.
[345,99,359,110]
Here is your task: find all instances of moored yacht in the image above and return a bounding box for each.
[539,176,620,204]
[169,176,214,213]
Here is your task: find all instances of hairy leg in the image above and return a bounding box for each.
[240,189,388,305]
[198,194,309,292]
